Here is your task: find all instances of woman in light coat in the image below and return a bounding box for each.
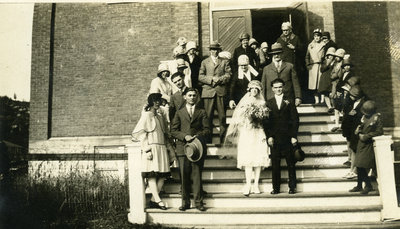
[305,29,325,104]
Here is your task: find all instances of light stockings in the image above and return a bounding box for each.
[148,177,165,203]
[244,166,262,188]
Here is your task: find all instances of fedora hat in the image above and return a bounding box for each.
[209,41,222,50]
[269,43,283,54]
[239,32,250,41]
[293,143,305,162]
[361,100,377,116]
[184,138,204,162]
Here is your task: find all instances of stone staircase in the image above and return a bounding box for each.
[145,104,382,226]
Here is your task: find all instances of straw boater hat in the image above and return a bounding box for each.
[184,138,203,162]
[269,43,283,55]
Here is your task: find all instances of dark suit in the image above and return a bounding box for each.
[261,61,301,102]
[169,90,186,121]
[189,54,203,92]
[229,72,260,104]
[171,106,210,207]
[265,95,299,192]
[199,57,232,141]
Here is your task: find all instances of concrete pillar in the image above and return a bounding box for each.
[373,135,400,221]
[127,143,146,224]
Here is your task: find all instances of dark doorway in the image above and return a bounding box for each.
[251,9,289,47]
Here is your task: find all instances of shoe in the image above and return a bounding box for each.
[242,184,251,196]
[349,186,363,192]
[331,126,340,132]
[344,172,357,179]
[251,185,261,194]
[270,190,280,195]
[328,108,335,114]
[179,204,190,211]
[196,205,206,211]
[361,186,373,195]
[149,200,157,208]
[343,161,351,167]
[156,201,167,210]
[288,189,296,194]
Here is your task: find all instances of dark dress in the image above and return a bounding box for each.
[318,58,335,94]
[341,97,366,152]
[354,113,383,169]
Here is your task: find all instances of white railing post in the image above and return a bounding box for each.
[373,135,400,221]
[126,143,146,224]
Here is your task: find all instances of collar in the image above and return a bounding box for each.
[275,94,284,100]
[186,104,195,109]
[211,55,218,63]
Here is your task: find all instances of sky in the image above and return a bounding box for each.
[0,3,34,101]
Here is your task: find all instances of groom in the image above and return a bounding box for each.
[264,78,299,194]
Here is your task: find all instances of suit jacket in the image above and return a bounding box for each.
[199,57,232,98]
[264,95,299,145]
[229,71,260,104]
[169,90,186,121]
[189,54,202,89]
[277,33,301,66]
[261,61,302,101]
[171,106,210,157]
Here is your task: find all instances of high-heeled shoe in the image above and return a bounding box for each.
[156,201,167,210]
[242,184,251,196]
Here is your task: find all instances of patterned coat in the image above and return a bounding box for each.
[198,57,232,98]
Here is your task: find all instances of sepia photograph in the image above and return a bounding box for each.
[1,1,400,228]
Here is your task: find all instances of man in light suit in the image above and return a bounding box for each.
[199,41,232,143]
[264,78,299,194]
[261,43,302,106]
[171,88,210,211]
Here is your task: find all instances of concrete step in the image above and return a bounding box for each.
[159,191,380,208]
[216,105,330,117]
[164,178,373,194]
[170,164,352,182]
[146,205,381,225]
[201,154,348,168]
[213,116,336,126]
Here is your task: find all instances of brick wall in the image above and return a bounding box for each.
[30,2,199,139]
[200,2,210,57]
[333,1,394,127]
[30,4,52,140]
[387,2,400,128]
[306,2,335,42]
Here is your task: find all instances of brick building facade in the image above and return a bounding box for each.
[30,2,400,155]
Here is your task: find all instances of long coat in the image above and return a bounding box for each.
[198,57,232,98]
[170,106,210,157]
[277,33,301,66]
[318,56,335,93]
[261,61,302,101]
[354,113,383,169]
[229,71,260,104]
[305,40,325,90]
[341,97,366,152]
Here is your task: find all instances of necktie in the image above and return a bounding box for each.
[189,106,193,118]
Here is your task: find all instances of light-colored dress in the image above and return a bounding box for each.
[306,40,325,90]
[225,93,270,169]
[132,110,171,177]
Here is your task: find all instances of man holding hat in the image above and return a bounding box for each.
[277,22,301,67]
[261,42,302,106]
[171,88,210,211]
[232,32,259,72]
[199,41,232,143]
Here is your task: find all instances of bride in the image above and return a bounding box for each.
[225,80,270,196]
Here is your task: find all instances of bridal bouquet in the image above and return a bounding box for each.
[244,103,270,128]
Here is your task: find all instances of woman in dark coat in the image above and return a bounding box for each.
[318,47,336,113]
[349,100,383,194]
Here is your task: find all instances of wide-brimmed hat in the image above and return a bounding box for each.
[326,47,336,56]
[361,100,377,116]
[249,38,258,46]
[209,41,222,50]
[157,63,170,74]
[186,41,197,52]
[260,42,268,49]
[334,48,346,58]
[349,86,363,98]
[269,43,283,54]
[239,32,250,41]
[247,80,262,91]
[293,143,305,162]
[184,138,204,162]
[176,58,188,69]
